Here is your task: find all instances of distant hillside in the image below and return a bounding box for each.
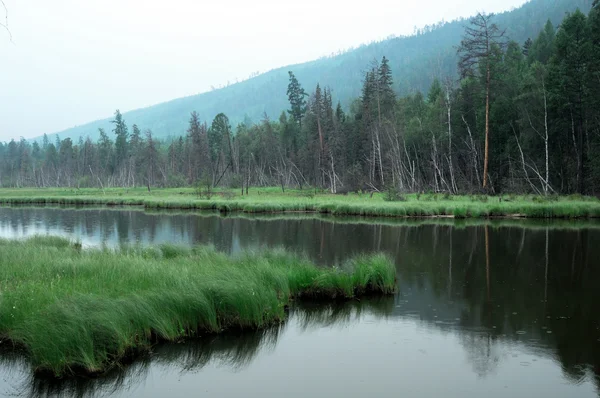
[46,0,593,142]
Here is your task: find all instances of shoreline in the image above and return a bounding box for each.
[6,204,600,232]
[0,237,396,377]
[1,189,600,219]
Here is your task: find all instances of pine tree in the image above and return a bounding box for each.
[591,0,600,189]
[549,10,591,194]
[522,38,533,56]
[458,12,506,189]
[130,124,141,148]
[186,111,205,182]
[286,71,307,129]
[313,83,324,155]
[144,130,159,188]
[58,138,74,186]
[54,135,61,153]
[130,124,142,186]
[589,3,600,90]
[528,20,555,64]
[44,143,58,183]
[209,113,234,183]
[378,56,396,118]
[335,102,345,123]
[42,134,50,151]
[428,78,443,103]
[112,110,129,170]
[97,128,113,176]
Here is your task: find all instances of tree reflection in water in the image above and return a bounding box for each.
[0,207,599,396]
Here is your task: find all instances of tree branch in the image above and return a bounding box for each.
[0,0,12,42]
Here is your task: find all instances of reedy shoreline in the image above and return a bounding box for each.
[0,236,396,376]
[1,188,600,219]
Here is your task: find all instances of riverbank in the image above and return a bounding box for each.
[0,236,395,376]
[1,187,600,218]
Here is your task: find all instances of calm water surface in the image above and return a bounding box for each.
[0,206,599,398]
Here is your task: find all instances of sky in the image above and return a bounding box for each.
[0,0,528,141]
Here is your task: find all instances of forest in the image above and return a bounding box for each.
[0,3,599,195]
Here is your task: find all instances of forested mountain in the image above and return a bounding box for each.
[41,0,592,142]
[2,0,599,195]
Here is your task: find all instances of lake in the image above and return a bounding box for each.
[0,206,599,397]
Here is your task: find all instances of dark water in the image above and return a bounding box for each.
[0,206,599,398]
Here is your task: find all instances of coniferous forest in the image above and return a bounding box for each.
[1,4,599,195]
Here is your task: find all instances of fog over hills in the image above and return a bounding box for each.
[41,0,592,142]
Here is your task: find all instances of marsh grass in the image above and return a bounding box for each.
[1,187,600,218]
[0,236,396,376]
[10,204,600,232]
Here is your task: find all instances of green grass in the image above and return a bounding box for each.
[3,299,394,396]
[0,236,396,377]
[1,187,600,218]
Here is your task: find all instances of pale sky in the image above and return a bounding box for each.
[0,0,528,141]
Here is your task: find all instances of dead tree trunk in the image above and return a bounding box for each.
[483,64,490,188]
[542,78,550,195]
[457,12,506,190]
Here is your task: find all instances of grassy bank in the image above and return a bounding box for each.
[1,187,600,218]
[0,236,396,376]
[143,208,600,230]
[12,203,600,230]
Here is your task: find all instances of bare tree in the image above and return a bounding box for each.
[444,77,458,193]
[462,114,482,188]
[457,13,506,189]
[144,130,159,190]
[519,63,552,195]
[538,66,550,195]
[512,122,555,195]
[1,0,11,41]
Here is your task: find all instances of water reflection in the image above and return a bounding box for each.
[2,300,392,398]
[0,206,599,397]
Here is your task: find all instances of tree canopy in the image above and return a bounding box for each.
[1,2,598,195]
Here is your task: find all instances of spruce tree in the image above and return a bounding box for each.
[588,4,600,187]
[209,113,234,175]
[522,38,533,56]
[130,124,142,184]
[144,130,158,188]
[335,102,345,123]
[286,71,307,129]
[112,110,129,169]
[549,10,591,194]
[186,111,204,182]
[428,78,443,103]
[528,20,555,64]
[42,134,50,151]
[378,56,396,118]
[313,84,324,154]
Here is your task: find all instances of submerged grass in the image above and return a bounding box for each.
[0,236,396,376]
[1,187,600,218]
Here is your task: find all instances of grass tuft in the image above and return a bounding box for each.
[0,236,396,376]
